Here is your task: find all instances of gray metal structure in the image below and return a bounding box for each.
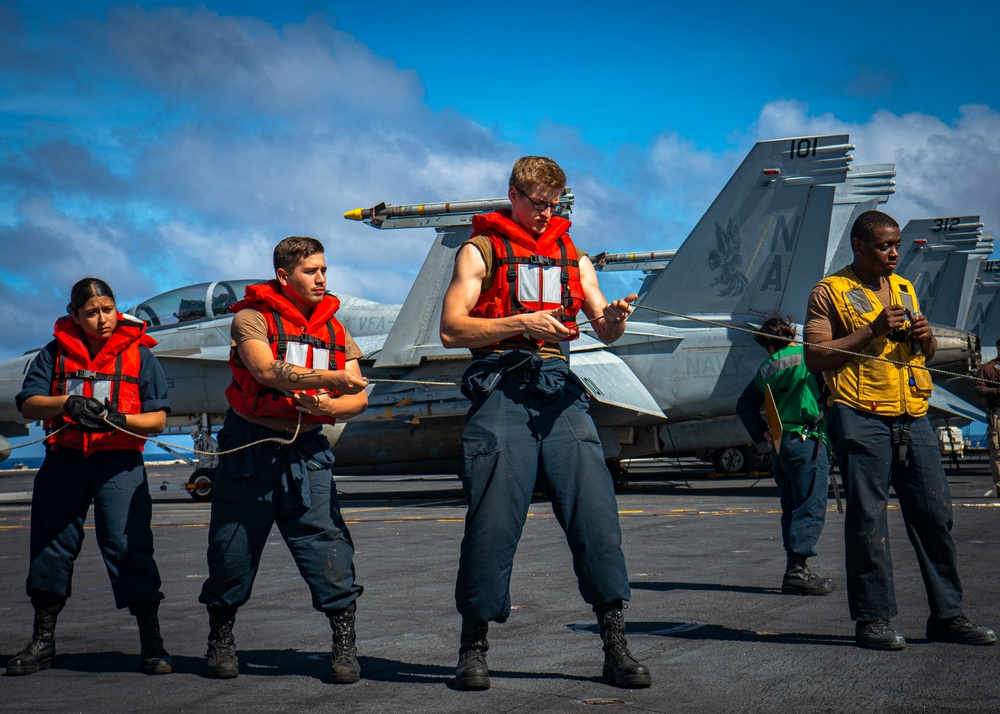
[895,216,991,330]
[0,135,985,484]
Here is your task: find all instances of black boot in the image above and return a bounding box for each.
[454,619,490,691]
[598,604,652,688]
[329,602,361,684]
[6,596,65,676]
[130,602,172,675]
[781,553,835,595]
[205,607,239,679]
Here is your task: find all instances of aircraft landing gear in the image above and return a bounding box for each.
[185,414,219,501]
[187,467,215,502]
[712,446,752,475]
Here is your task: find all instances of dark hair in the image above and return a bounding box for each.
[755,314,796,352]
[850,210,900,246]
[67,277,115,314]
[273,236,325,273]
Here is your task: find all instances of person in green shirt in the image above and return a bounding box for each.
[737,315,835,595]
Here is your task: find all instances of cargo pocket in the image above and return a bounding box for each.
[908,366,934,399]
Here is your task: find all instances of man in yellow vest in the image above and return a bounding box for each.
[804,210,995,650]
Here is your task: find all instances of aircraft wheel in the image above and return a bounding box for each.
[712,446,750,475]
[751,449,772,471]
[187,468,215,502]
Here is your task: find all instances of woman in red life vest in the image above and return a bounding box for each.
[7,277,173,676]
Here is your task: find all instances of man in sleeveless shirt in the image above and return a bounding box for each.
[439,156,652,690]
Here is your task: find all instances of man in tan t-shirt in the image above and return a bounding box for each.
[199,236,370,684]
[804,210,994,651]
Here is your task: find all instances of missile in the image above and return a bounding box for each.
[344,191,574,229]
[592,250,676,273]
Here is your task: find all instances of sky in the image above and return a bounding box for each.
[2,0,999,368]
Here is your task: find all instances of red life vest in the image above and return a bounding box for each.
[46,313,157,456]
[469,210,585,346]
[226,280,347,425]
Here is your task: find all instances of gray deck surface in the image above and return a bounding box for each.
[1,454,998,713]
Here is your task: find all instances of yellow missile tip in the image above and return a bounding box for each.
[344,208,364,221]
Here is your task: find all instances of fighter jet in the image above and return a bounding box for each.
[0,134,983,492]
[895,216,992,330]
[0,279,405,492]
[967,257,1000,361]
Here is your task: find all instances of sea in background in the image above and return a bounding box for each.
[1,452,182,473]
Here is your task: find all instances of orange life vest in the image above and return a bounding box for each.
[225,280,347,425]
[46,313,156,456]
[469,210,585,346]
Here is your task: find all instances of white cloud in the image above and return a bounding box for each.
[2,8,999,363]
[752,100,1000,235]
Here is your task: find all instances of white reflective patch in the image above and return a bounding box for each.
[517,265,562,304]
[66,379,86,396]
[285,342,309,367]
[314,348,330,371]
[92,381,112,403]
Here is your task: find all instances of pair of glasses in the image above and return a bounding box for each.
[515,186,563,214]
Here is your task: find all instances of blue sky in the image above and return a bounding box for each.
[2,0,999,367]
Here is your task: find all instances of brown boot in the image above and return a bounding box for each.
[6,596,65,676]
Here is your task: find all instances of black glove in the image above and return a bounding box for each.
[64,395,111,432]
[103,399,127,430]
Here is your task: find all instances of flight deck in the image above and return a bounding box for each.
[1,456,998,712]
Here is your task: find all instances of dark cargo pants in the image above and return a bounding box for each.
[455,355,631,623]
[27,448,163,608]
[199,412,362,615]
[772,433,829,558]
[828,404,963,621]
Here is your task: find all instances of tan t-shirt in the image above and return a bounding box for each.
[464,234,589,359]
[230,308,363,431]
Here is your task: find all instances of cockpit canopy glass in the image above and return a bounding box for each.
[125,280,265,330]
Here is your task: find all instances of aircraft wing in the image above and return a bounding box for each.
[928,385,986,422]
[569,351,666,426]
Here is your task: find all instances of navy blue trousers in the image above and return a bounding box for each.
[455,357,631,623]
[26,448,163,608]
[199,412,362,615]
[828,404,963,621]
[772,433,829,558]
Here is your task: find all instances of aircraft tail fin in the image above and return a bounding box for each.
[966,254,1000,338]
[633,135,853,324]
[825,163,896,274]
[895,216,989,329]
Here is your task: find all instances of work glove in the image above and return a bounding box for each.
[103,399,128,430]
[64,395,111,432]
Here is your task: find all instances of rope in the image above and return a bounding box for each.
[3,306,994,458]
[625,303,1000,387]
[367,378,458,387]
[0,414,303,458]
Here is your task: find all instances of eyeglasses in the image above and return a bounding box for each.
[515,185,563,214]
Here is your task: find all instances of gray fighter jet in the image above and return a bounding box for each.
[341,135,981,477]
[0,135,983,491]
